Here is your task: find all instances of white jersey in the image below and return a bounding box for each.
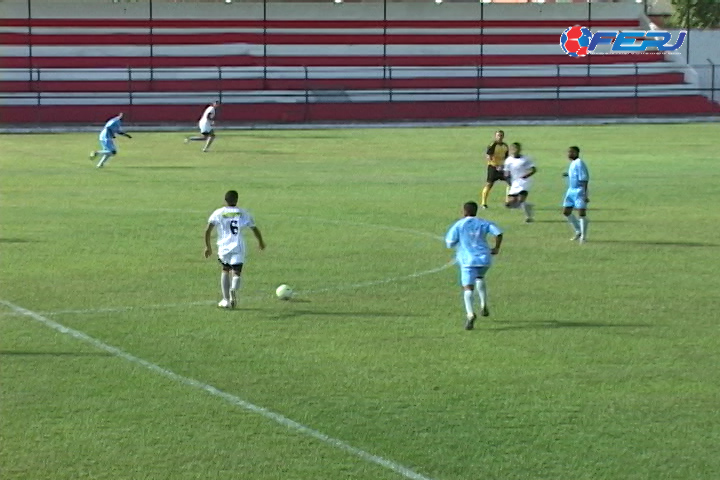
[207,206,255,261]
[504,155,535,195]
[198,105,216,133]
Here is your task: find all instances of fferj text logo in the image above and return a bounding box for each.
[560,25,686,57]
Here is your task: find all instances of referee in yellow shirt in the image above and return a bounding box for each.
[481,130,510,209]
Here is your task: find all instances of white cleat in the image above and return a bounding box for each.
[90,151,97,159]
[570,233,581,242]
[184,137,190,144]
[218,299,230,308]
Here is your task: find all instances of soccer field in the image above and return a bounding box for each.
[1,124,719,480]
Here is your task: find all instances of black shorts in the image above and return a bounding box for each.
[486,165,507,184]
[508,190,529,198]
[218,260,243,274]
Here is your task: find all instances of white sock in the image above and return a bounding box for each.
[203,136,215,151]
[566,214,580,234]
[463,290,474,316]
[579,217,589,239]
[475,278,488,309]
[96,154,110,167]
[220,272,230,300]
[521,202,532,218]
[231,275,241,292]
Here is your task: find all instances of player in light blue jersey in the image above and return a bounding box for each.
[445,201,503,330]
[562,146,590,243]
[90,112,132,168]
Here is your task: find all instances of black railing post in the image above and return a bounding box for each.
[304,65,309,112]
[556,64,561,119]
[35,67,40,108]
[149,0,154,83]
[383,0,387,81]
[128,65,133,112]
[476,64,481,103]
[634,62,639,117]
[218,65,223,104]
[709,60,716,106]
[685,4,691,64]
[27,0,33,82]
[263,0,268,88]
[388,65,393,103]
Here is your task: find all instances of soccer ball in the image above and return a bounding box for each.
[275,284,293,300]
[560,25,593,57]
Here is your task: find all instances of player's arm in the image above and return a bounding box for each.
[251,226,266,250]
[445,226,459,249]
[204,223,215,258]
[117,129,132,139]
[491,233,503,255]
[522,166,537,179]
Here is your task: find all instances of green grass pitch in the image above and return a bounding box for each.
[1,123,719,480]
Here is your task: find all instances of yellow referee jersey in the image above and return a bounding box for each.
[486,142,509,168]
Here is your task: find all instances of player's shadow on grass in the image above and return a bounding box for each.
[489,320,652,331]
[269,309,419,320]
[125,166,197,169]
[531,220,625,224]
[0,350,112,357]
[592,240,718,248]
[229,133,341,140]
[0,238,35,243]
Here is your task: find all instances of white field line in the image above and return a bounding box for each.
[0,299,438,480]
[0,259,453,318]
[0,213,453,318]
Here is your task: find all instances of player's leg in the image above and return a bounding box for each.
[96,138,116,168]
[518,191,533,222]
[228,263,243,308]
[480,166,497,208]
[563,191,581,240]
[459,267,476,329]
[577,207,588,243]
[505,194,520,209]
[217,259,232,308]
[202,131,216,152]
[186,132,209,142]
[472,267,490,317]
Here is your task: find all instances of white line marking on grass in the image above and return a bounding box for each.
[0,299,438,480]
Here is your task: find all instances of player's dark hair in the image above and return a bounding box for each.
[225,190,239,206]
[496,130,504,135]
[463,201,479,217]
[512,142,521,151]
[570,146,580,155]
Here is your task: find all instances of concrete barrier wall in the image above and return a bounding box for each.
[2,1,643,21]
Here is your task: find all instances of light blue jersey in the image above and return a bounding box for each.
[446,217,502,267]
[98,115,124,153]
[100,115,123,140]
[567,158,589,189]
[563,158,590,209]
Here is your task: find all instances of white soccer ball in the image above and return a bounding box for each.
[275,284,293,300]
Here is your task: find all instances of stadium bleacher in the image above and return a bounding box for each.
[1,1,718,123]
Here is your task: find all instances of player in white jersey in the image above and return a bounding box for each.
[503,142,537,223]
[185,101,219,152]
[204,190,265,309]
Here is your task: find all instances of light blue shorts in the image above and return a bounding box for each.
[459,266,490,286]
[99,136,116,154]
[563,188,587,210]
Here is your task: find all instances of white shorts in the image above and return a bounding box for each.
[508,180,531,196]
[218,252,244,266]
[199,121,212,134]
